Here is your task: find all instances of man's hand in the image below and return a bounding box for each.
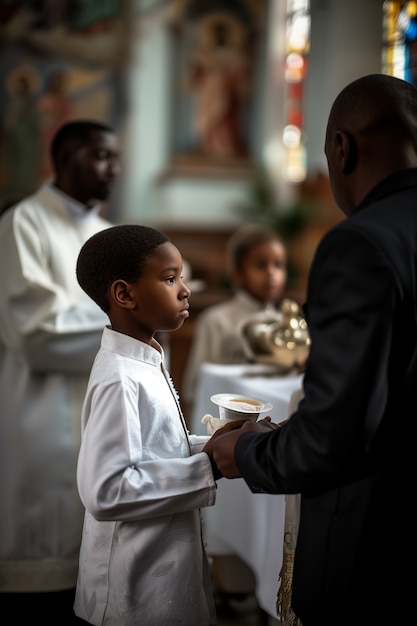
[202,419,247,480]
[212,417,276,478]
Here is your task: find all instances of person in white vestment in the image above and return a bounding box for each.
[183,223,288,411]
[0,120,121,623]
[73,224,244,626]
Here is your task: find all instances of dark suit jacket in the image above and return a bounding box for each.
[235,169,417,625]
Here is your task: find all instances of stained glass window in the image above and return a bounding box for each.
[382,1,417,85]
[264,0,310,184]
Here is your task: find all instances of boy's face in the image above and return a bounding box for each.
[233,240,287,304]
[124,242,191,343]
[68,130,121,204]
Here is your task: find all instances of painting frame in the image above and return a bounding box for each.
[164,0,266,180]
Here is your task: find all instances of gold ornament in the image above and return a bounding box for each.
[242,298,311,373]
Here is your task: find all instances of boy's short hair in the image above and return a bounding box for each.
[76,224,169,313]
[50,119,115,167]
[227,224,285,274]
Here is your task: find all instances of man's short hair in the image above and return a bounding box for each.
[50,119,115,166]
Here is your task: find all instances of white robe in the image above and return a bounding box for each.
[74,327,217,626]
[0,184,111,592]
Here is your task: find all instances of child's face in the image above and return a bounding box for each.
[233,239,287,304]
[119,242,191,343]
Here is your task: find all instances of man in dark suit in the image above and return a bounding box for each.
[209,73,417,625]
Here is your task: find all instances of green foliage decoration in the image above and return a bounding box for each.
[235,166,315,241]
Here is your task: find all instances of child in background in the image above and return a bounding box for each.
[183,223,288,407]
[73,224,242,626]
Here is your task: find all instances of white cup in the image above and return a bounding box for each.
[217,397,262,421]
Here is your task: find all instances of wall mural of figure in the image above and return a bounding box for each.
[37,70,74,182]
[0,1,129,205]
[186,11,251,159]
[2,64,41,197]
[168,0,265,176]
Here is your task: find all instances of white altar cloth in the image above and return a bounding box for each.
[191,363,303,617]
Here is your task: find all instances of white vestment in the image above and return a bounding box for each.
[74,327,217,626]
[0,184,111,591]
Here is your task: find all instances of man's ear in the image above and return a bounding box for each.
[110,280,136,309]
[336,130,358,175]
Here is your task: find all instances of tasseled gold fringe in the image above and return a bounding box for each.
[276,553,303,626]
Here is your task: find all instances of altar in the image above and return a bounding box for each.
[190,363,303,618]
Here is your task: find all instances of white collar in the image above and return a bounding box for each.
[48,183,101,223]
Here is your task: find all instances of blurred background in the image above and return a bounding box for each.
[0,0,413,414]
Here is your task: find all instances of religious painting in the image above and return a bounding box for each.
[167,0,266,178]
[0,0,130,206]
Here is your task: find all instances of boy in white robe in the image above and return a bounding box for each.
[74,224,242,626]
